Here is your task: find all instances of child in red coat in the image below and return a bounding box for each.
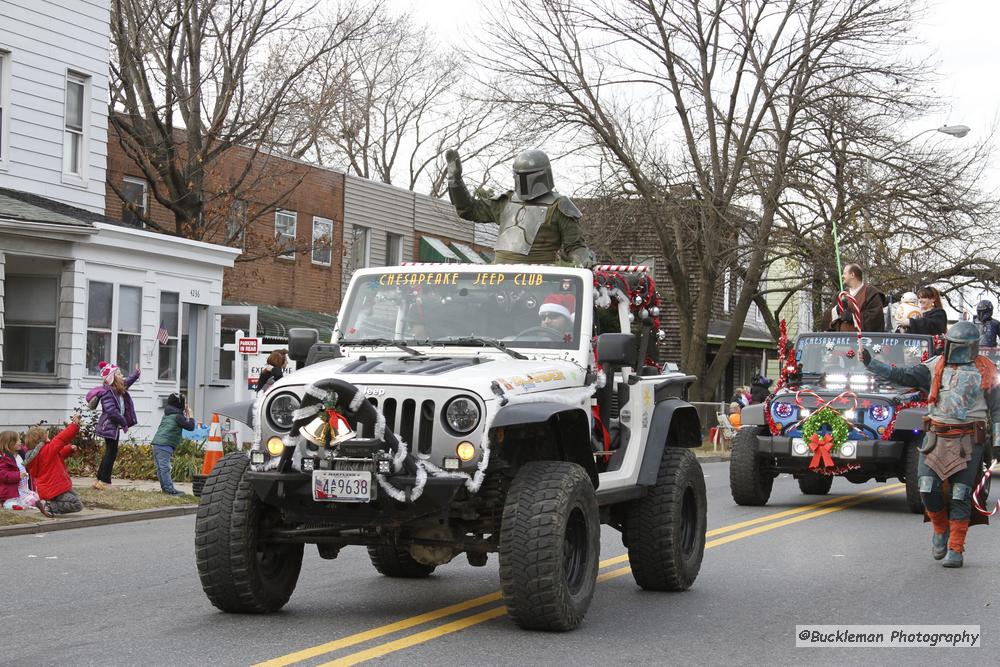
[24,415,83,516]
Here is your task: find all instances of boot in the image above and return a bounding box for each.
[943,519,970,568]
[927,509,949,560]
[931,532,948,560]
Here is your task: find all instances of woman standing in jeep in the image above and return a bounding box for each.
[903,286,947,335]
[255,350,288,392]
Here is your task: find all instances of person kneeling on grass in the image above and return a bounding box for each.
[24,415,83,517]
[0,431,43,512]
[151,393,195,496]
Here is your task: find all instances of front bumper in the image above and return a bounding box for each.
[245,470,468,526]
[755,435,904,463]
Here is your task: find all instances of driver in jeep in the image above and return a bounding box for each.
[538,293,575,340]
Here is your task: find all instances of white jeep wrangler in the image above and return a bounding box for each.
[195,264,706,631]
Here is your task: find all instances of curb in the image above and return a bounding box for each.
[0,504,199,538]
[696,455,730,463]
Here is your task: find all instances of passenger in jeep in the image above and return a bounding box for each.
[538,293,575,338]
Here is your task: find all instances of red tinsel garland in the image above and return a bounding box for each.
[774,319,789,392]
[881,399,928,440]
[763,397,781,436]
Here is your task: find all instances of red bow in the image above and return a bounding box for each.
[808,433,835,470]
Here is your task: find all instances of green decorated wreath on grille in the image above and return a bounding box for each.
[799,406,850,450]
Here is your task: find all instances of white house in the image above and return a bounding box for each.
[0,1,240,437]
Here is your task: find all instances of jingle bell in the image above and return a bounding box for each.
[300,410,356,447]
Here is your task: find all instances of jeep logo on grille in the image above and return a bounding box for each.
[358,387,385,397]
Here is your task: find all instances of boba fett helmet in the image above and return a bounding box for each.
[976,299,993,322]
[512,149,554,201]
[943,320,979,364]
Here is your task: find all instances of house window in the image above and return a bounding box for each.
[350,226,371,270]
[117,286,142,370]
[85,282,143,375]
[121,177,147,227]
[158,292,179,380]
[386,232,403,266]
[86,281,114,374]
[2,275,58,376]
[312,217,333,265]
[226,200,247,247]
[275,210,297,259]
[63,72,89,177]
[0,50,10,168]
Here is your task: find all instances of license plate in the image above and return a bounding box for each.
[312,470,372,502]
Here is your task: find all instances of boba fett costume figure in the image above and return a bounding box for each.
[445,149,592,265]
[863,321,999,567]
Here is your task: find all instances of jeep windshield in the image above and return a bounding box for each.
[796,333,932,387]
[338,269,585,350]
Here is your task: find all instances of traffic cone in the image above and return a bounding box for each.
[202,413,224,475]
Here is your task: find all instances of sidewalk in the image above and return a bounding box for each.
[0,476,199,538]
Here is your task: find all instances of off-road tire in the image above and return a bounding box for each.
[499,461,599,631]
[797,472,834,495]
[730,427,773,505]
[195,453,303,613]
[367,543,436,578]
[903,441,924,514]
[625,447,706,591]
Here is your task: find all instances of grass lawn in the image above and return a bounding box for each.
[0,511,45,527]
[74,486,197,511]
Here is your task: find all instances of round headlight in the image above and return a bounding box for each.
[267,393,300,431]
[444,396,480,434]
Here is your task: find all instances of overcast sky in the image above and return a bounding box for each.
[386,0,1000,190]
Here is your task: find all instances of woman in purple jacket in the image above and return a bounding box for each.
[86,361,140,490]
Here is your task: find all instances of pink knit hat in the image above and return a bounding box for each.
[98,361,120,384]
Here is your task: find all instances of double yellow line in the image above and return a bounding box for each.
[257,482,905,667]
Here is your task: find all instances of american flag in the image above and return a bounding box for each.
[157,322,170,345]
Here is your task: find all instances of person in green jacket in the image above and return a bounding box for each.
[151,393,195,496]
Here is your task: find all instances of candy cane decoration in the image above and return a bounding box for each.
[836,290,864,352]
[972,466,999,517]
[789,389,860,432]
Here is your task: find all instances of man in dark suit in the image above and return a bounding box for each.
[822,263,887,332]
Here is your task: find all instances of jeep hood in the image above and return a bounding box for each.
[271,353,588,399]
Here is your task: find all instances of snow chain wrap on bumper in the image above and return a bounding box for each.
[289,378,482,503]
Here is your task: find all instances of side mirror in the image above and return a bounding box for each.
[596,333,635,367]
[288,328,319,363]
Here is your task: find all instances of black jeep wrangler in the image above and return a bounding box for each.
[732,332,932,513]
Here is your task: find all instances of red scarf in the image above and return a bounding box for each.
[927,355,999,405]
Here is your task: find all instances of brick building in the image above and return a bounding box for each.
[104,119,496,413]
[105,124,345,315]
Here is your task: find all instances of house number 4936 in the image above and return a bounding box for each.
[190,289,201,298]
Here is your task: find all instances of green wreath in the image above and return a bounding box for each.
[799,406,850,451]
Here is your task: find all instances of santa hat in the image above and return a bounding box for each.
[98,361,120,384]
[538,293,576,322]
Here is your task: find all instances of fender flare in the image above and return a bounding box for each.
[491,402,598,487]
[637,399,702,486]
[741,403,765,426]
[893,406,927,433]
